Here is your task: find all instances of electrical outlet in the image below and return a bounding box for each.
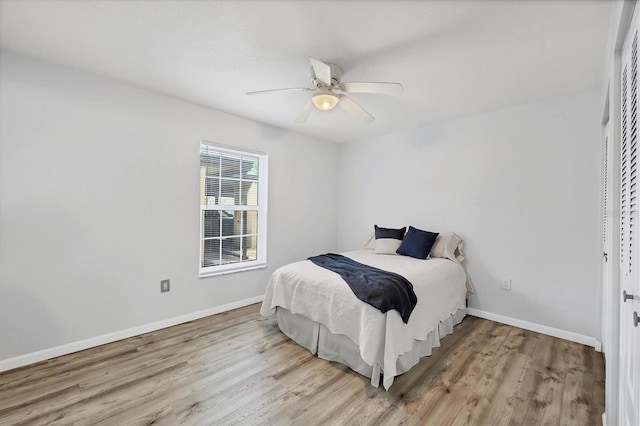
[161,279,170,293]
[501,279,511,291]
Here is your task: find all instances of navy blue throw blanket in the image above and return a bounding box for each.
[307,253,417,323]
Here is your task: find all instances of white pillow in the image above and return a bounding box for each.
[429,232,465,262]
[374,238,403,255]
[372,225,406,255]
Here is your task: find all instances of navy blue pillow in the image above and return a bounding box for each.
[396,226,439,259]
[374,225,406,240]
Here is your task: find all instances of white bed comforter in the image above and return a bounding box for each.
[260,250,467,389]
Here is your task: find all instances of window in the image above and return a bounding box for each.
[199,142,268,277]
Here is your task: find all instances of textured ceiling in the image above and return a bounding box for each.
[0,0,611,143]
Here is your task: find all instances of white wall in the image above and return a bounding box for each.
[337,90,602,340]
[0,51,338,361]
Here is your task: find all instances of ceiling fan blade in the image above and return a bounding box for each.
[295,100,315,123]
[309,57,332,86]
[337,94,374,123]
[339,82,404,96]
[246,87,312,95]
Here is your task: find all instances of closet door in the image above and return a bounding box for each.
[619,9,640,425]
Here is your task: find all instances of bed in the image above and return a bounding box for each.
[260,231,472,390]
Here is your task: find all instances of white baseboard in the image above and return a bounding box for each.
[467,308,602,351]
[0,295,264,373]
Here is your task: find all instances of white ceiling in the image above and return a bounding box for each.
[0,0,611,143]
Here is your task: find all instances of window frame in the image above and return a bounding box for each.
[199,141,268,277]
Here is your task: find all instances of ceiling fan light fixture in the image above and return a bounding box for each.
[312,90,339,111]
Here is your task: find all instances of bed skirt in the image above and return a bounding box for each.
[275,306,467,388]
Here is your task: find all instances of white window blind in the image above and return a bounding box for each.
[199,142,268,277]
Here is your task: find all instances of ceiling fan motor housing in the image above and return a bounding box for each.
[310,63,343,88]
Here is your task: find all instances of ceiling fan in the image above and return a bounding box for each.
[246,57,403,124]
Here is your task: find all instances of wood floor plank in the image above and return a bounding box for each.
[450,327,530,425]
[589,345,607,422]
[508,334,569,426]
[291,371,367,425]
[0,303,605,425]
[16,362,192,426]
[169,340,313,425]
[0,342,140,394]
[233,350,344,425]
[91,384,185,426]
[386,316,486,402]
[267,363,358,424]
[393,320,512,424]
[558,342,603,425]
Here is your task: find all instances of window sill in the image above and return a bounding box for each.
[199,262,267,278]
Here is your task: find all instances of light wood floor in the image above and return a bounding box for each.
[0,303,605,425]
